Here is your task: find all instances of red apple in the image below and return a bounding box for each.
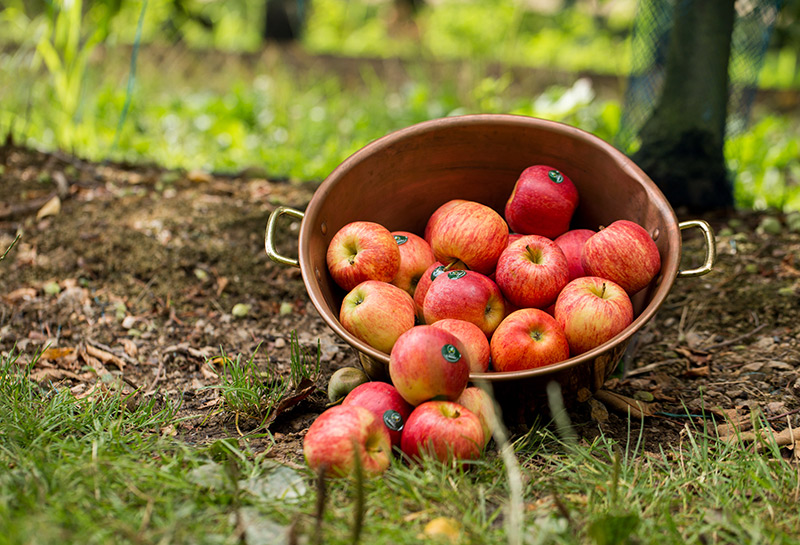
[412,261,447,319]
[340,280,416,354]
[422,270,506,338]
[554,228,595,281]
[428,200,509,275]
[343,381,414,449]
[327,221,401,292]
[554,276,633,356]
[490,308,570,372]
[581,220,661,294]
[504,165,579,239]
[390,231,436,298]
[303,405,392,478]
[430,319,491,373]
[455,386,497,447]
[495,235,569,310]
[400,400,484,463]
[388,325,470,406]
[424,199,468,243]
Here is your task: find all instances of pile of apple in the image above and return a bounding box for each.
[303,164,661,476]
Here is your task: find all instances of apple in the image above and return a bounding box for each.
[327,366,370,403]
[504,165,579,239]
[400,400,484,463]
[490,308,570,372]
[554,276,633,356]
[581,220,661,294]
[424,199,468,243]
[422,270,506,338]
[390,231,436,298]
[389,325,470,406]
[430,319,491,373]
[303,404,392,478]
[495,235,569,310]
[327,221,401,292]
[554,228,596,282]
[340,280,416,354]
[343,381,414,449]
[412,261,447,319]
[455,386,497,446]
[489,233,524,283]
[428,200,509,275]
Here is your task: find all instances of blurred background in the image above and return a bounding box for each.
[1,0,798,210]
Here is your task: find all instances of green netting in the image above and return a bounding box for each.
[617,0,782,150]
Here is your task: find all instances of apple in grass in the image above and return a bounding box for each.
[343,382,414,449]
[340,280,416,354]
[554,228,596,282]
[303,405,392,478]
[327,221,401,292]
[490,308,570,372]
[505,165,579,239]
[389,325,470,406]
[554,276,633,356]
[495,235,569,310]
[390,231,436,298]
[581,220,661,294]
[430,319,491,373]
[428,200,509,275]
[401,400,484,464]
[455,386,497,447]
[422,270,506,338]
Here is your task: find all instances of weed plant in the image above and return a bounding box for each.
[204,331,321,427]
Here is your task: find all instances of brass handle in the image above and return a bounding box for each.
[265,206,304,268]
[677,219,716,278]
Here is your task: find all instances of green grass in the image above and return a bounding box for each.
[3,348,800,544]
[203,332,321,427]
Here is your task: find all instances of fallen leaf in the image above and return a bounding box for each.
[36,195,61,220]
[588,398,609,423]
[725,425,800,449]
[593,390,655,419]
[187,169,213,183]
[682,366,710,378]
[4,287,37,303]
[40,346,77,363]
[86,343,126,370]
[119,338,138,358]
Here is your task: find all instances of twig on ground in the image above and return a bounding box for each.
[146,353,165,395]
[705,323,768,351]
[625,358,684,378]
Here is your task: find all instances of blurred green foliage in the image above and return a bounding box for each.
[0,0,798,209]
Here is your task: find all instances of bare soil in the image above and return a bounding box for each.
[2,141,800,463]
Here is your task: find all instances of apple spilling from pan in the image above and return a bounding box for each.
[303,164,661,477]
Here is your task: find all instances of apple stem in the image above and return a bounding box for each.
[601,283,607,298]
[525,245,541,264]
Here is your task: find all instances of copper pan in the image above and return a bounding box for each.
[265,114,715,420]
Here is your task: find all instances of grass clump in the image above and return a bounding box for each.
[204,331,321,428]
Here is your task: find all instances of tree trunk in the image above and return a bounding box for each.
[632,0,737,212]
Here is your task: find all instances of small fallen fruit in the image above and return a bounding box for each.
[327,367,370,404]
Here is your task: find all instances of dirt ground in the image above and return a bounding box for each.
[2,140,800,464]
